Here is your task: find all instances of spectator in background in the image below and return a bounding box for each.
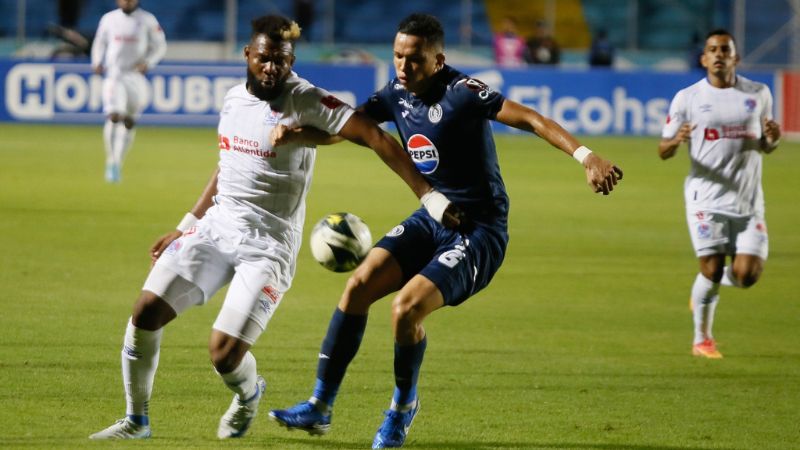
[493,16,526,67]
[59,0,83,28]
[589,28,614,67]
[294,0,315,41]
[525,20,560,65]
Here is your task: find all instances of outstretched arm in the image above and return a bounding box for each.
[150,168,219,262]
[495,99,623,195]
[270,123,344,147]
[336,112,462,228]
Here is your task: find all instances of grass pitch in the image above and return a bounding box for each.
[0,123,798,449]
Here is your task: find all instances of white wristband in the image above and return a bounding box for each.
[572,146,592,164]
[420,189,450,223]
[176,212,198,232]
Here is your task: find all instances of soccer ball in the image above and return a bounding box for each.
[309,212,372,272]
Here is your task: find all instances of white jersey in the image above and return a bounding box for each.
[662,76,773,217]
[214,75,354,255]
[91,7,166,77]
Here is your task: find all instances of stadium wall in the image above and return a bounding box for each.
[1,59,785,136]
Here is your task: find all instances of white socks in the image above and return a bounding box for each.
[218,351,259,402]
[115,127,135,167]
[121,318,163,418]
[103,119,135,169]
[690,273,720,345]
[103,120,117,166]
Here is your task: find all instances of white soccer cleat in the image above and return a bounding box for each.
[89,417,151,440]
[217,375,267,439]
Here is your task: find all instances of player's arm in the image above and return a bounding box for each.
[150,168,219,262]
[658,123,694,160]
[269,102,370,147]
[139,17,167,73]
[90,18,108,74]
[760,118,781,153]
[495,99,623,195]
[270,123,344,147]
[336,111,462,228]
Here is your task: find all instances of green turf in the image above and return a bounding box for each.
[1,123,798,449]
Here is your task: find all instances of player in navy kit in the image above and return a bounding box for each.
[269,13,623,448]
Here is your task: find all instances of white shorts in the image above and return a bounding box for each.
[686,210,769,259]
[102,72,149,118]
[142,207,294,345]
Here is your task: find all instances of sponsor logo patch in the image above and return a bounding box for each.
[406,134,439,174]
[321,95,344,109]
[261,285,280,303]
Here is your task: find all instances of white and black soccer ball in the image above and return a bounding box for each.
[309,212,372,272]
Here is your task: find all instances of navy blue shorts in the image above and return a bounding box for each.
[375,208,508,306]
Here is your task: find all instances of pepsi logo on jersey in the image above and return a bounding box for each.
[406,134,439,174]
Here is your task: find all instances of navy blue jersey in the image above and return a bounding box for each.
[363,65,509,225]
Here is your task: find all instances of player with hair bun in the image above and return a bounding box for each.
[89,14,458,440]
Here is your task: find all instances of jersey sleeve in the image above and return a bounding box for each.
[295,86,356,135]
[90,15,109,68]
[662,89,687,139]
[452,77,505,119]
[144,13,167,69]
[361,83,394,123]
[760,84,774,121]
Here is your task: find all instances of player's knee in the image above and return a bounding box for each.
[208,332,248,373]
[699,260,724,283]
[123,116,135,129]
[208,348,239,373]
[734,267,762,288]
[340,268,375,312]
[391,294,424,326]
[109,113,121,123]
[131,292,176,330]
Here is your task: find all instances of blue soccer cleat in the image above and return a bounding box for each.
[268,400,331,436]
[105,163,120,183]
[371,400,420,449]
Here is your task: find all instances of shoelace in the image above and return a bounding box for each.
[226,399,257,426]
[377,410,406,436]
[288,402,317,417]
[111,419,139,437]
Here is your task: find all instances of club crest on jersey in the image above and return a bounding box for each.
[428,104,443,123]
[386,225,405,237]
[744,98,756,113]
[407,134,439,174]
[264,110,280,125]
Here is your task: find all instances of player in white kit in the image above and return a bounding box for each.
[89,15,461,440]
[91,0,166,183]
[659,30,781,359]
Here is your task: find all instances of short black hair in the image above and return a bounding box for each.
[397,13,444,49]
[250,15,301,43]
[705,28,735,44]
